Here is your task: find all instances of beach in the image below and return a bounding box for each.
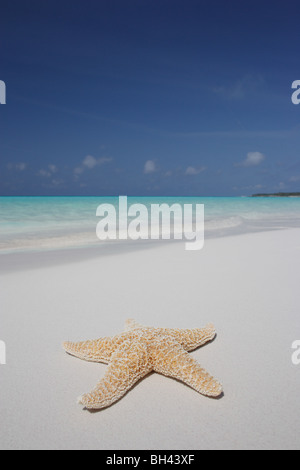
[1,226,300,450]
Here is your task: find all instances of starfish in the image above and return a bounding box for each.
[63,319,223,410]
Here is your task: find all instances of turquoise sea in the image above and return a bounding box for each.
[1,196,300,254]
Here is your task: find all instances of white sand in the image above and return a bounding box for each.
[1,229,300,450]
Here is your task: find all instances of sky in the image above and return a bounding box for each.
[1,0,300,196]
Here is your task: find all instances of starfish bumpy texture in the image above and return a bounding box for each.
[63,319,223,410]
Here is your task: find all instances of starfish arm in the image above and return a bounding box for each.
[78,339,152,410]
[165,323,217,351]
[153,340,222,398]
[63,337,114,363]
[124,318,145,331]
[124,321,217,351]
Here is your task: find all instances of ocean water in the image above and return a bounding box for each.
[1,196,300,254]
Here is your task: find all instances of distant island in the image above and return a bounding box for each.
[252,192,300,197]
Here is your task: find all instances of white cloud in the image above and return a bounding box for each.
[185,166,206,175]
[212,74,264,101]
[144,160,157,174]
[16,163,26,171]
[75,155,113,176]
[48,164,57,173]
[38,169,51,177]
[37,164,58,178]
[82,155,98,169]
[98,156,113,165]
[289,175,300,182]
[74,167,84,175]
[237,152,266,167]
[7,162,27,171]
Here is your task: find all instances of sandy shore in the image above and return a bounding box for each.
[1,229,300,450]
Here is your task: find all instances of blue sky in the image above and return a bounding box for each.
[1,0,300,196]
